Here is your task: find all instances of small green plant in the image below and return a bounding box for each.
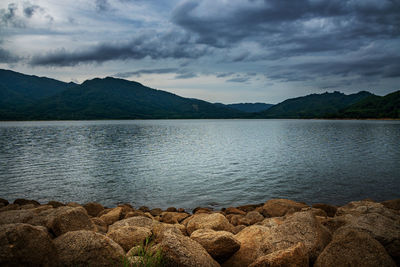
[121,236,164,267]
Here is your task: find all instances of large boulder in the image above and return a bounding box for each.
[336,200,398,220]
[0,223,59,266]
[107,226,152,252]
[99,207,124,225]
[13,199,40,206]
[190,228,240,263]
[47,206,96,236]
[245,211,264,225]
[314,228,396,267]
[249,242,308,267]
[156,229,220,267]
[54,230,125,266]
[108,216,154,232]
[186,213,234,235]
[92,217,108,234]
[260,199,308,217]
[152,222,187,242]
[0,198,9,206]
[83,202,104,217]
[381,199,400,211]
[0,209,35,225]
[312,203,337,217]
[160,212,190,224]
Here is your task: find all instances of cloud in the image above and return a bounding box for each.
[174,72,197,79]
[0,47,20,63]
[95,0,111,12]
[0,3,24,27]
[227,77,250,83]
[30,31,209,66]
[114,68,178,78]
[23,2,41,18]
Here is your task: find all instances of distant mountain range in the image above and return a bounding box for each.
[0,69,399,120]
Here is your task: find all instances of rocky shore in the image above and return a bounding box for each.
[0,197,399,266]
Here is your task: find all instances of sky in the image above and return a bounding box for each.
[0,0,399,104]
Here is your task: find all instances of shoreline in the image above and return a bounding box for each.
[1,197,399,266]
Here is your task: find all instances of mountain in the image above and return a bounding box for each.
[336,90,400,118]
[225,103,273,113]
[0,70,244,120]
[258,91,374,119]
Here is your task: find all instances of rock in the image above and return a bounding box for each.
[260,199,308,217]
[160,212,190,224]
[19,204,36,210]
[232,225,246,234]
[83,202,105,217]
[47,201,65,208]
[54,230,125,267]
[193,207,213,214]
[97,208,112,217]
[107,226,152,252]
[0,223,59,266]
[381,199,400,211]
[152,222,186,242]
[150,208,163,217]
[190,228,241,263]
[249,242,308,267]
[245,211,264,225]
[139,206,150,212]
[318,215,348,234]
[225,207,246,215]
[13,199,40,206]
[0,198,9,206]
[108,216,154,232]
[117,204,134,217]
[222,225,272,267]
[0,209,35,225]
[100,206,124,225]
[47,206,96,236]
[186,213,234,235]
[314,228,396,267]
[167,207,177,212]
[66,202,81,207]
[157,229,220,267]
[312,203,337,217]
[92,217,108,234]
[336,200,397,220]
[237,204,263,213]
[125,210,146,218]
[0,203,20,212]
[178,208,186,213]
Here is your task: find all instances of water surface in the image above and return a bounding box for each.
[0,119,399,209]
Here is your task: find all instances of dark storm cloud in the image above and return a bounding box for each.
[30,31,209,66]
[23,2,41,18]
[114,68,178,78]
[172,0,400,57]
[0,3,23,27]
[175,72,197,79]
[0,47,19,63]
[95,0,111,12]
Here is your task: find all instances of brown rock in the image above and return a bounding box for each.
[0,198,9,206]
[0,203,20,212]
[100,206,124,225]
[0,209,35,225]
[232,225,246,234]
[166,207,177,212]
[314,228,396,267]
[150,208,163,217]
[222,225,272,267]
[92,217,108,234]
[249,242,308,267]
[186,213,234,235]
[312,203,337,217]
[83,202,105,217]
[66,202,81,207]
[48,206,96,236]
[336,200,397,219]
[125,210,146,218]
[0,223,59,266]
[178,208,186,213]
[190,228,241,263]
[13,198,40,206]
[152,222,187,242]
[193,207,213,214]
[260,199,308,217]
[108,216,154,232]
[237,204,263,213]
[47,201,65,208]
[225,207,246,215]
[309,208,327,217]
[97,208,112,217]
[157,229,220,267]
[245,211,264,225]
[160,211,190,224]
[381,199,400,211]
[54,230,125,266]
[139,206,150,212]
[107,226,152,251]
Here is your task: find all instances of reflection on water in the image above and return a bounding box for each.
[0,119,399,209]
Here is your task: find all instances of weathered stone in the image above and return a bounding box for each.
[167,207,177,212]
[336,200,398,220]
[186,213,234,235]
[66,202,81,207]
[108,216,154,232]
[314,228,396,267]
[245,211,264,225]
[19,204,36,210]
[97,208,112,217]
[48,206,96,236]
[225,207,246,215]
[92,217,108,234]
[100,206,124,225]
[237,204,263,213]
[157,229,220,267]
[381,199,400,211]
[222,225,272,267]
[178,208,186,213]
[13,199,40,206]
[193,207,212,214]
[152,222,186,243]
[139,206,150,212]
[249,242,308,267]
[150,208,163,217]
[260,199,308,217]
[312,203,337,217]
[0,209,35,225]
[83,202,105,217]
[107,226,152,252]
[125,210,146,218]
[0,223,59,267]
[232,225,246,234]
[0,203,20,212]
[0,198,8,206]
[54,230,125,267]
[190,228,241,263]
[160,212,190,224]
[47,201,65,208]
[226,214,244,226]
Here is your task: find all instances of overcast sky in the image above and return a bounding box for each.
[1,0,399,103]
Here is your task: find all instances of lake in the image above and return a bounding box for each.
[0,119,399,210]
